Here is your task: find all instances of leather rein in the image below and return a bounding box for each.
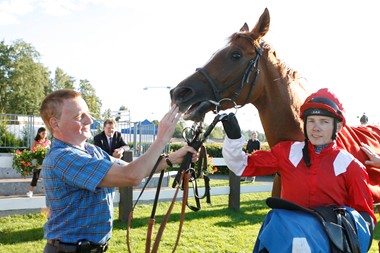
[127,114,224,253]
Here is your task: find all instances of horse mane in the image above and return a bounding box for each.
[261,41,300,81]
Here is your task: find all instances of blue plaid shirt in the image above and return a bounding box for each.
[42,138,114,244]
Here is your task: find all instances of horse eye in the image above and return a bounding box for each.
[231,51,242,60]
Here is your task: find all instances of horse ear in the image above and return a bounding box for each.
[240,23,249,32]
[250,8,270,40]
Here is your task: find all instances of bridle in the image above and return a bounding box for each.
[196,42,262,108]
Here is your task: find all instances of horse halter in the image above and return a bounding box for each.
[196,43,262,109]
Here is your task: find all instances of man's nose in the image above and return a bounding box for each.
[84,113,93,124]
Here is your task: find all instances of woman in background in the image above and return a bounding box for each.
[26,127,51,198]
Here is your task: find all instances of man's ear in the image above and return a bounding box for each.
[49,117,59,132]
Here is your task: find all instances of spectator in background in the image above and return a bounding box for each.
[94,118,129,159]
[26,127,51,198]
[360,113,368,126]
[245,131,261,154]
[242,131,261,182]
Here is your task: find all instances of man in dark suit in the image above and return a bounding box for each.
[94,118,129,159]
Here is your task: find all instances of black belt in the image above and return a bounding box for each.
[47,239,108,253]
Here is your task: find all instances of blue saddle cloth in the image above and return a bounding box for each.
[253,209,330,253]
[253,207,371,253]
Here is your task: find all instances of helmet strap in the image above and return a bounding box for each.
[331,119,338,140]
[302,120,311,167]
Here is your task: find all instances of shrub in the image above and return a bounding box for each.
[0,124,21,153]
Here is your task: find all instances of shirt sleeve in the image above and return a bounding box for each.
[244,144,281,176]
[53,148,113,192]
[346,158,376,224]
[222,136,247,176]
[223,136,283,177]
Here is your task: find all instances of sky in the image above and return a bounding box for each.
[1,0,380,132]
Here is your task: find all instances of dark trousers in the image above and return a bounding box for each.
[44,243,77,253]
[44,240,108,253]
[31,169,41,187]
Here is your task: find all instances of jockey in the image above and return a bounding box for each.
[221,88,375,252]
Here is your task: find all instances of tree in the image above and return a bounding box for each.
[53,68,75,90]
[102,109,112,120]
[209,125,224,139]
[0,40,51,114]
[119,105,128,111]
[0,39,104,117]
[115,105,130,122]
[173,119,186,138]
[79,79,102,119]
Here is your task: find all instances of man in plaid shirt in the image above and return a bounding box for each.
[40,89,197,253]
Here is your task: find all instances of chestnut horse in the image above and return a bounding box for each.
[170,8,380,202]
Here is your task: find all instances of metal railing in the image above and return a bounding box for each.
[0,114,36,151]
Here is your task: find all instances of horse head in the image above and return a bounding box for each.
[170,8,270,122]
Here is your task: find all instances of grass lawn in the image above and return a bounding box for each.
[1,192,380,252]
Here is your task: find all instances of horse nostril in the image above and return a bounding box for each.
[172,87,194,103]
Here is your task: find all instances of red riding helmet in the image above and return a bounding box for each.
[300,88,346,167]
[300,88,346,125]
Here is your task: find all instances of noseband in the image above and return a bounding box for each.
[196,43,262,107]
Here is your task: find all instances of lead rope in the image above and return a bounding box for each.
[127,156,163,253]
[127,113,226,253]
[127,168,188,253]
[151,170,189,253]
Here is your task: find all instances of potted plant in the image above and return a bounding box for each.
[12,146,49,177]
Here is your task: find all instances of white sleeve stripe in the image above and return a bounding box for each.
[333,150,354,176]
[289,142,305,167]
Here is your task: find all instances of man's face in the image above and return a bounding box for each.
[104,123,116,138]
[52,97,93,147]
[305,115,335,146]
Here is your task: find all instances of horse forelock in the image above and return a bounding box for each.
[229,32,261,48]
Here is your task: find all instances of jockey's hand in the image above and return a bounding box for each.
[361,143,380,167]
[221,113,241,139]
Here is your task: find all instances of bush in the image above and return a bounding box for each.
[169,142,229,174]
[169,141,271,175]
[0,124,21,153]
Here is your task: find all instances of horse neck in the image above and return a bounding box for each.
[252,65,308,147]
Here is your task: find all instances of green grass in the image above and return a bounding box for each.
[1,192,380,252]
